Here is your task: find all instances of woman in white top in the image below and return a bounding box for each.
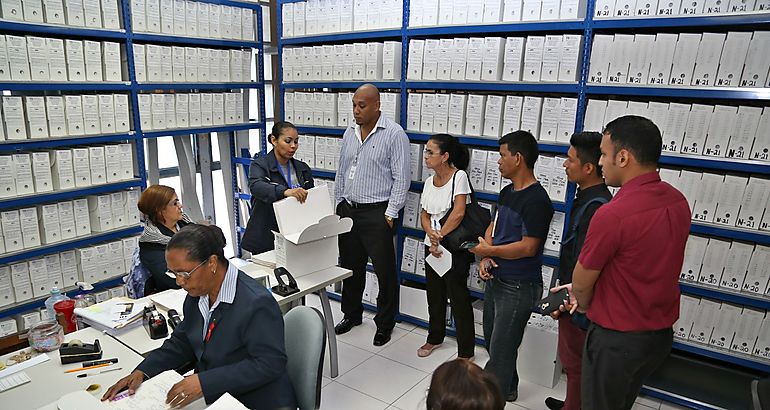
[418,134,475,359]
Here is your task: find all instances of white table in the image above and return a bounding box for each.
[0,327,144,409]
[109,263,352,377]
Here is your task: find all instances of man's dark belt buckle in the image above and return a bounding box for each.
[347,200,386,209]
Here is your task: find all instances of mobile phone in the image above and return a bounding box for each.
[533,288,570,315]
[459,241,479,250]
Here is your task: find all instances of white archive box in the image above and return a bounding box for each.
[674,295,700,339]
[731,308,764,355]
[272,185,353,277]
[57,200,76,240]
[0,156,15,198]
[12,153,34,195]
[87,194,113,232]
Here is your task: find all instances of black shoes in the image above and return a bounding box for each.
[506,390,518,402]
[545,397,565,409]
[373,327,392,346]
[334,318,362,335]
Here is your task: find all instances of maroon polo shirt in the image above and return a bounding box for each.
[578,171,691,332]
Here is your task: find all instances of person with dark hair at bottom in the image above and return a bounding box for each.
[566,116,690,410]
[333,84,410,346]
[241,121,314,256]
[417,134,475,360]
[103,224,296,410]
[545,132,612,410]
[137,184,193,293]
[427,358,505,410]
[470,130,554,402]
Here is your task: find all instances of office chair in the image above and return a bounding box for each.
[284,306,326,410]
[752,377,770,410]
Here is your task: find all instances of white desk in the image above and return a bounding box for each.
[0,327,144,409]
[109,263,352,378]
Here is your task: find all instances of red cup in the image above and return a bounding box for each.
[54,300,77,334]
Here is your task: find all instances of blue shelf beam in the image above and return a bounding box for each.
[0,133,138,152]
[690,222,770,246]
[672,341,770,373]
[141,122,263,138]
[659,154,770,175]
[283,81,402,89]
[407,81,580,93]
[136,82,261,91]
[311,169,336,179]
[296,126,347,136]
[406,20,585,36]
[0,180,143,211]
[0,226,143,265]
[406,132,570,154]
[132,33,259,48]
[585,85,770,100]
[679,282,770,311]
[0,21,127,40]
[0,82,131,91]
[591,14,770,29]
[282,29,403,45]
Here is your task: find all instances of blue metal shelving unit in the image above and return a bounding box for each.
[0,0,267,326]
[0,180,144,211]
[282,29,403,45]
[275,2,770,408]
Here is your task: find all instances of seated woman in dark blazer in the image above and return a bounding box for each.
[137,184,192,293]
[241,121,314,255]
[103,224,296,410]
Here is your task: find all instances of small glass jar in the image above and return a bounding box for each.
[84,294,97,306]
[28,320,65,352]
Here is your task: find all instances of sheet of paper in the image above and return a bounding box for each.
[107,370,206,410]
[273,185,333,235]
[207,392,248,409]
[0,371,30,392]
[149,289,187,312]
[425,244,452,277]
[0,351,50,378]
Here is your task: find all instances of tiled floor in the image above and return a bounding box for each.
[305,294,688,410]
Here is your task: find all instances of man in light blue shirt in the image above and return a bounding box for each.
[333,84,410,346]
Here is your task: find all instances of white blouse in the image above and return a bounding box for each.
[420,170,472,245]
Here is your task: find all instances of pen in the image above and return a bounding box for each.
[83,358,119,367]
[77,367,122,378]
[64,363,111,373]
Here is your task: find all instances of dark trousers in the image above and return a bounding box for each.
[582,323,673,410]
[482,277,542,398]
[337,201,397,330]
[558,314,587,410]
[424,246,475,358]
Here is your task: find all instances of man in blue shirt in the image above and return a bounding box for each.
[471,130,554,402]
[333,84,410,346]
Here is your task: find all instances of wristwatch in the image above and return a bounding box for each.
[385,215,394,224]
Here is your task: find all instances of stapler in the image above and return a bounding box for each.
[272,267,300,297]
[60,339,102,364]
[143,305,169,340]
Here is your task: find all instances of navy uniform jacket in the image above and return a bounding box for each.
[240,152,313,255]
[136,270,296,409]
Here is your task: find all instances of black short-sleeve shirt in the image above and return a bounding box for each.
[492,182,554,281]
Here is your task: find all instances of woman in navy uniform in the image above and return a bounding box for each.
[241,121,314,255]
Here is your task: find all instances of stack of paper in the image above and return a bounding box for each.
[74,298,148,335]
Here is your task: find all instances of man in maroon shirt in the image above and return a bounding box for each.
[568,115,691,409]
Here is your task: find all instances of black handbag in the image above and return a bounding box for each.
[438,171,492,252]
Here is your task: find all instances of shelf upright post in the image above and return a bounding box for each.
[120,0,148,188]
[277,0,286,123]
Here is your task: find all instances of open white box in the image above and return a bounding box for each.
[272,185,352,277]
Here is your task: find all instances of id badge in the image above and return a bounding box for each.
[348,164,357,180]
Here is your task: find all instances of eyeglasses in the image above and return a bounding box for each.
[167,257,209,279]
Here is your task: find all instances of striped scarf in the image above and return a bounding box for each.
[138,213,193,245]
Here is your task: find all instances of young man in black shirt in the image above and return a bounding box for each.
[546,131,612,410]
[470,130,554,402]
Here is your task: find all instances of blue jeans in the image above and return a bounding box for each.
[482,277,542,398]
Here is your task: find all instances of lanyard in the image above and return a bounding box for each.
[279,161,300,189]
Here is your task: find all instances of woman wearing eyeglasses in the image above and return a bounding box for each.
[103,224,297,410]
[241,121,314,256]
[137,184,192,293]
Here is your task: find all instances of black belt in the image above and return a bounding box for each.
[346,200,388,209]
